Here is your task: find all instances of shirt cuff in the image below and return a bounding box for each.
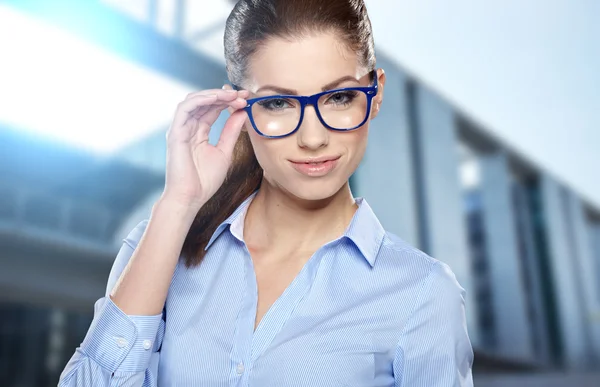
[79,297,163,373]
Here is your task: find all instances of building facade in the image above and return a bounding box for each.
[2,2,600,386]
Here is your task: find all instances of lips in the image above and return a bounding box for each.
[289,155,341,177]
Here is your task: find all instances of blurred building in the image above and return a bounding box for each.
[1,0,599,386]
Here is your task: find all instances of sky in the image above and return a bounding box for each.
[365,0,600,208]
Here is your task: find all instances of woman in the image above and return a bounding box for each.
[60,0,473,385]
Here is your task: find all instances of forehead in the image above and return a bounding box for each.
[247,32,362,93]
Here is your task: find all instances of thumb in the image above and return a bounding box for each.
[216,109,248,158]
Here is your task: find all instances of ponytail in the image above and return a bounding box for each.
[181,131,262,267]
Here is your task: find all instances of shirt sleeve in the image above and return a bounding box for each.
[393,261,474,387]
[59,220,165,386]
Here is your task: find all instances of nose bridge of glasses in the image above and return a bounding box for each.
[302,96,334,133]
[298,94,320,108]
[296,95,320,119]
[296,98,331,139]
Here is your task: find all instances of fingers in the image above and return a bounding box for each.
[177,89,246,119]
[168,89,248,143]
[185,88,250,102]
[178,91,235,117]
[236,89,250,99]
[170,94,217,132]
[195,96,247,129]
[215,109,248,158]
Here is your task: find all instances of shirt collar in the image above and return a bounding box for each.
[204,194,386,267]
[342,198,386,267]
[204,191,257,251]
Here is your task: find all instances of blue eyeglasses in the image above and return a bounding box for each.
[232,70,378,139]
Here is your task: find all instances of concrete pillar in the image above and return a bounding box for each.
[479,152,532,360]
[353,55,419,248]
[590,224,600,338]
[541,175,591,368]
[589,224,600,305]
[567,193,600,362]
[412,83,479,345]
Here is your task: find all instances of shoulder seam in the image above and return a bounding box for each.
[380,234,437,266]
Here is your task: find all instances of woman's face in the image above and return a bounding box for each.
[244,32,385,201]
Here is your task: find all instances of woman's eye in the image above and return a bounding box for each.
[327,91,358,105]
[259,98,292,110]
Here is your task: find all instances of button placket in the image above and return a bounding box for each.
[236,362,245,375]
[250,249,326,363]
[229,243,256,380]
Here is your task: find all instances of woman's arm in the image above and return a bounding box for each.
[58,88,249,386]
[58,214,167,386]
[110,199,197,315]
[58,199,198,386]
[393,261,474,387]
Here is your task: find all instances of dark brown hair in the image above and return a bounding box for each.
[181,0,375,267]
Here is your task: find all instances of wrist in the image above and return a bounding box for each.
[153,195,203,223]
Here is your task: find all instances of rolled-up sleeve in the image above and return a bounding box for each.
[393,261,474,387]
[59,220,164,386]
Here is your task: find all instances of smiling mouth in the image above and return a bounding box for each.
[290,155,341,164]
[289,156,341,177]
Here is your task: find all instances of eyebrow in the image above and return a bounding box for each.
[255,75,361,95]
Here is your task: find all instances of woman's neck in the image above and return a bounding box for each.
[243,180,358,261]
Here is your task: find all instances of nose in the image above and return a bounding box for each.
[296,104,329,150]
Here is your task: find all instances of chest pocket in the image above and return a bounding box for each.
[331,339,394,387]
[252,332,393,387]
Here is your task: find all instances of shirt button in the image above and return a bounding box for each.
[115,337,128,348]
[142,339,152,350]
[236,362,245,374]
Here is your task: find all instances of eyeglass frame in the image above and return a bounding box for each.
[231,69,379,139]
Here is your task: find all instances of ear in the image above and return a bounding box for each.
[370,68,386,119]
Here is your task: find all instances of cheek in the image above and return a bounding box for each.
[246,131,284,173]
[344,126,369,163]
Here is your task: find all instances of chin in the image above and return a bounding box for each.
[284,178,347,202]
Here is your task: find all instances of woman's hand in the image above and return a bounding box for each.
[161,88,250,210]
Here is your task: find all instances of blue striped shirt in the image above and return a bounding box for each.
[59,194,473,386]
